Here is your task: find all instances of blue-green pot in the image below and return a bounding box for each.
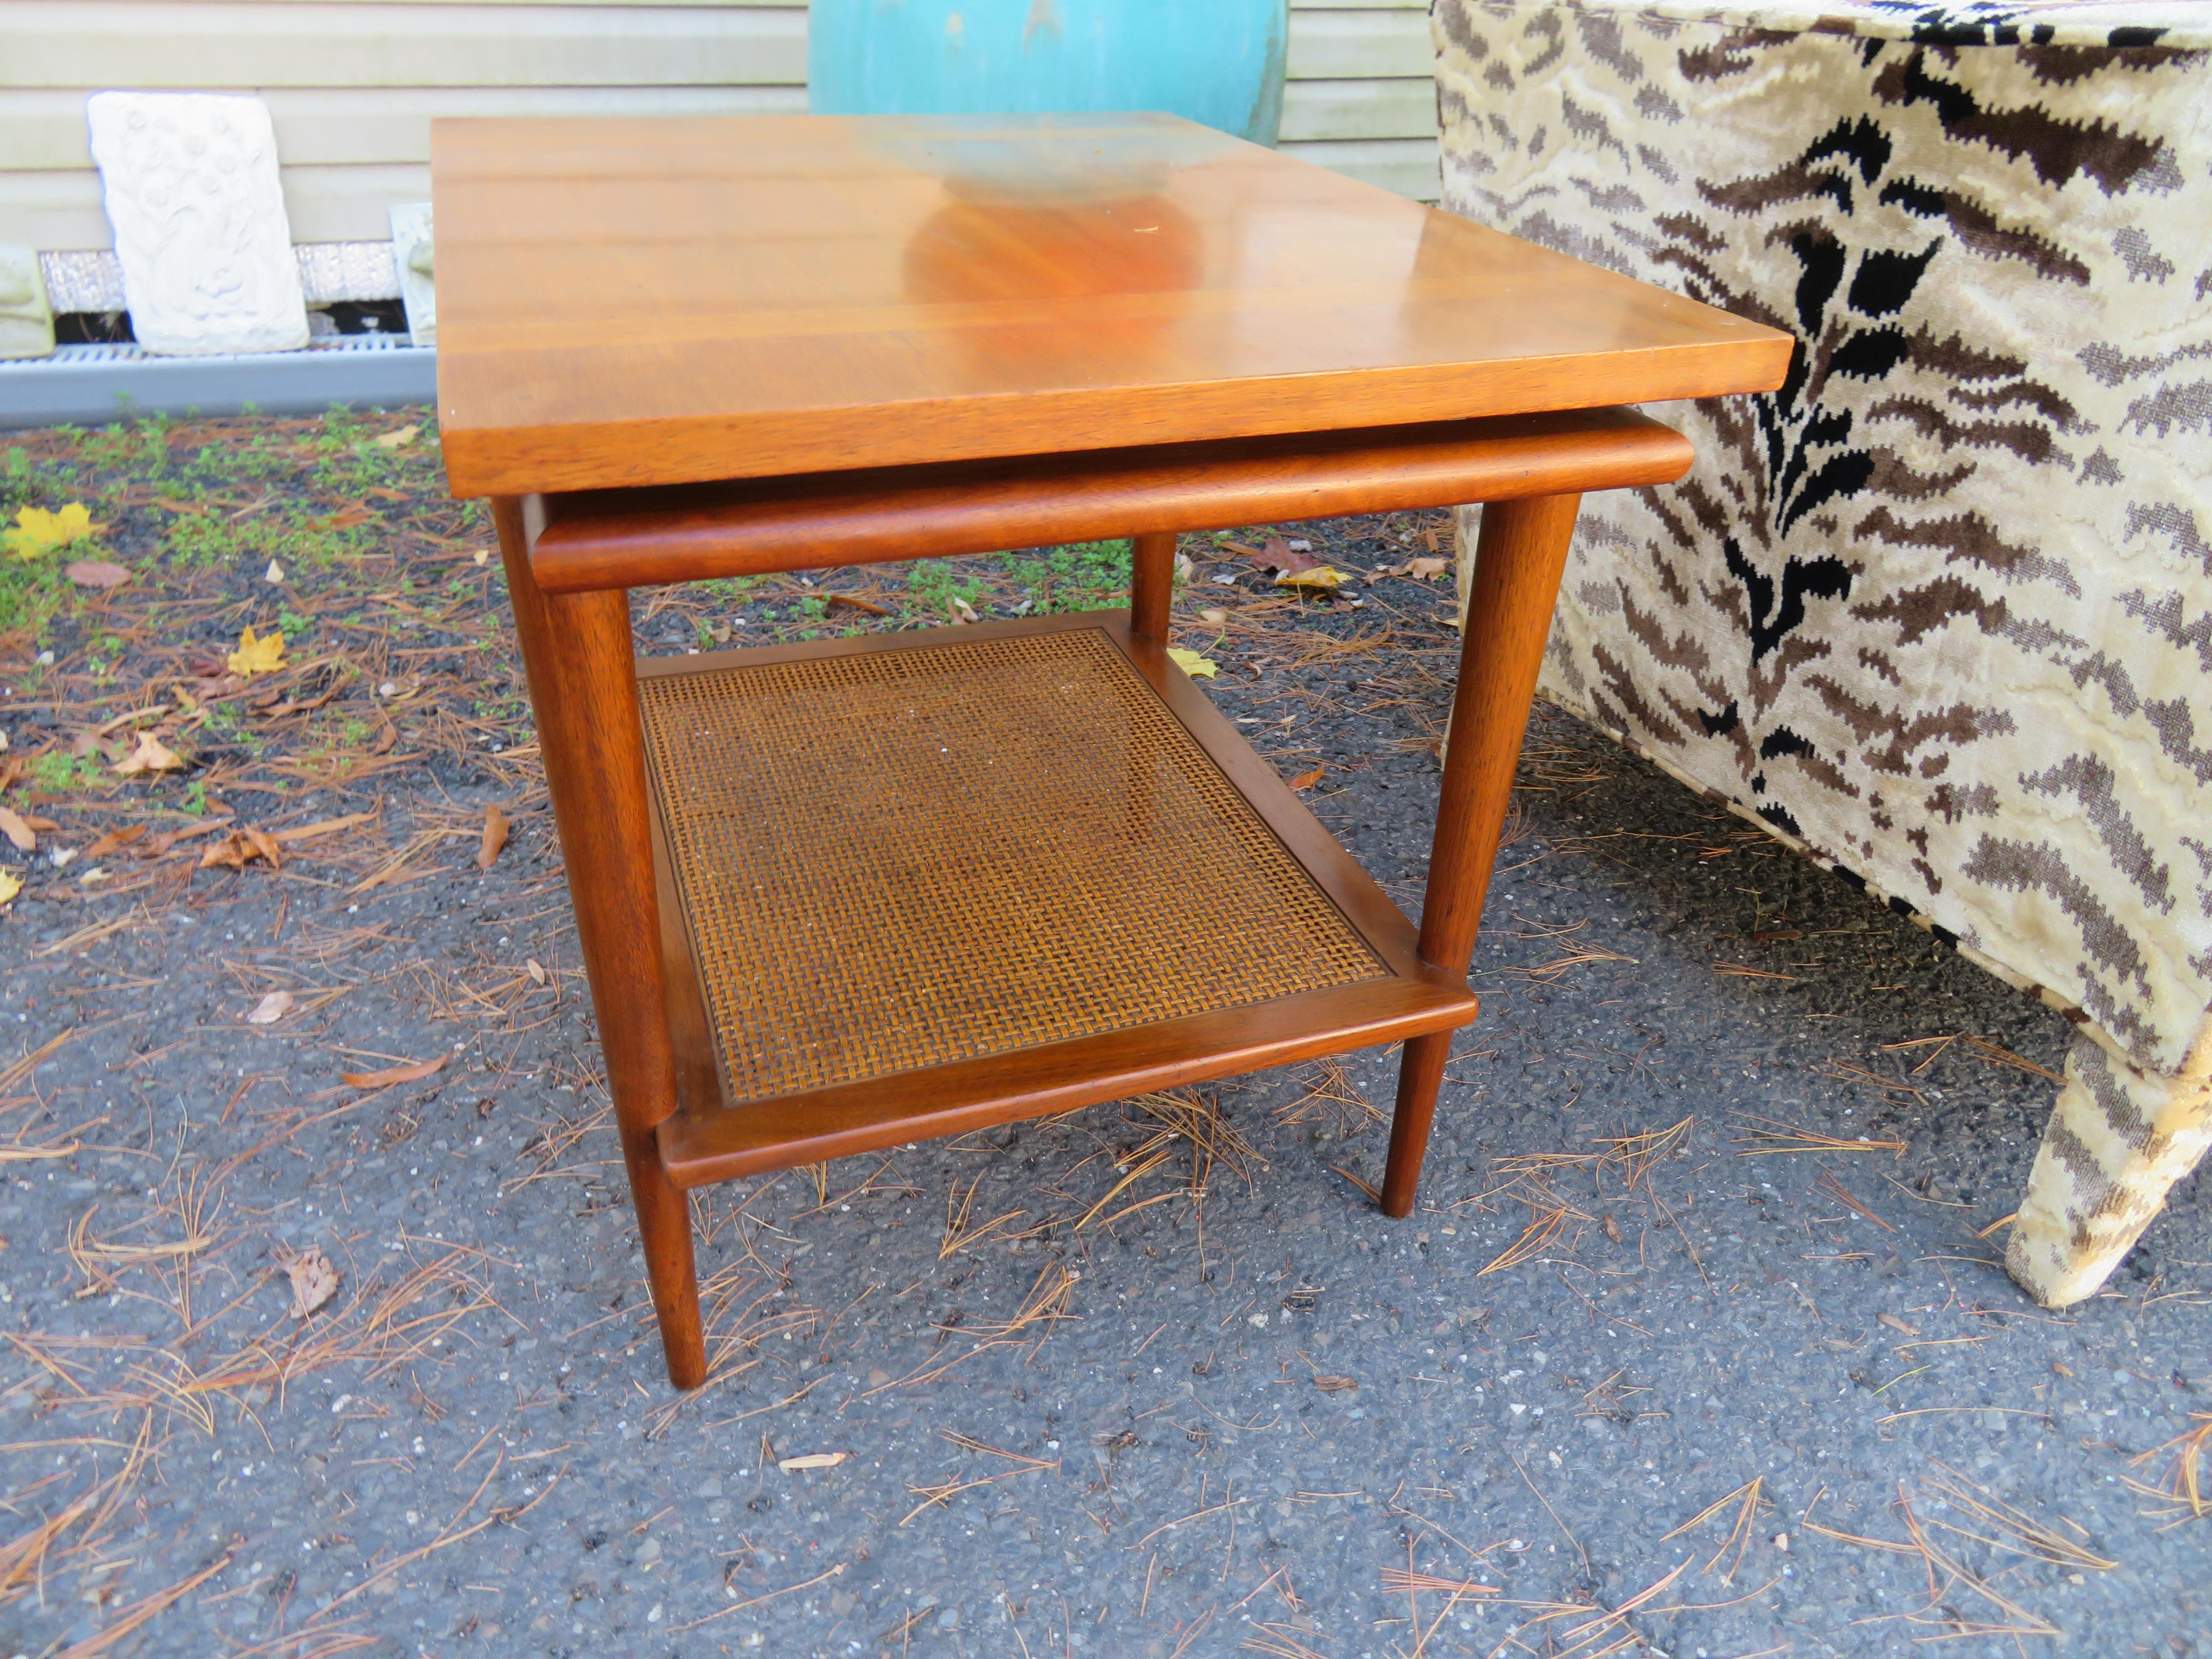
[809,0,1289,146]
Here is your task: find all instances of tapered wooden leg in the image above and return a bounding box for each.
[1381,493,1583,1217]
[494,498,706,1388]
[1129,530,1176,641]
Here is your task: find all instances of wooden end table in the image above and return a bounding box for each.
[432,113,1791,1388]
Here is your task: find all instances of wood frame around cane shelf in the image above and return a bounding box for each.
[447,112,1794,1388]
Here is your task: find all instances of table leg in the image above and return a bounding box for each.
[1129,530,1176,641]
[494,498,707,1388]
[1381,493,1583,1216]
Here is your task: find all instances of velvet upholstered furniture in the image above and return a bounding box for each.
[433,112,1789,1386]
[1432,0,2212,1304]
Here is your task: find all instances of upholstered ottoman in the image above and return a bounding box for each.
[1431,0,2211,1304]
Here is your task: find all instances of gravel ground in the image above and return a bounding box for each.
[2,457,2207,1659]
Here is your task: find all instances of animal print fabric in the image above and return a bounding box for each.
[1432,0,2212,1300]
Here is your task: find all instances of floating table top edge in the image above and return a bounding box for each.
[631,609,1480,1186]
[429,111,1796,500]
[442,344,1784,500]
[526,407,1697,593]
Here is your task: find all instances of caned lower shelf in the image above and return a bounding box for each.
[641,610,1478,1189]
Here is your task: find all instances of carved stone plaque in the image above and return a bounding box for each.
[389,202,436,346]
[86,92,310,356]
[0,246,55,360]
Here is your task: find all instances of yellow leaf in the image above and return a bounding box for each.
[227,626,288,678]
[372,424,420,449]
[1167,648,1218,680]
[114,731,185,776]
[1274,566,1345,591]
[5,503,103,560]
[0,869,20,906]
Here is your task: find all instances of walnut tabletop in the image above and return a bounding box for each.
[432,112,1791,498]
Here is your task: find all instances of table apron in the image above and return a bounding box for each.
[524,407,1691,594]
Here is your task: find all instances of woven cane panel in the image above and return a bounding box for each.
[637,627,1387,1105]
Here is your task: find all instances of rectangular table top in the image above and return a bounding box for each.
[432,113,1791,498]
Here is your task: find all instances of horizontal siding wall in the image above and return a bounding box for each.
[1283,1,1438,201]
[0,0,1438,254]
[0,0,809,249]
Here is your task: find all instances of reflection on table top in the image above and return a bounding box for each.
[432,113,1791,497]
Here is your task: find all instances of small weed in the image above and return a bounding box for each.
[1,446,37,508]
[1003,538,1132,612]
[698,576,764,601]
[795,596,827,620]
[277,608,312,637]
[31,750,106,795]
[905,559,990,617]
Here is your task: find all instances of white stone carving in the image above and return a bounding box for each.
[0,247,55,360]
[389,202,436,346]
[86,92,309,356]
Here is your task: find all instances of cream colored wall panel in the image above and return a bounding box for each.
[279,163,433,243]
[1280,77,1434,143]
[1277,136,1439,200]
[266,0,790,6]
[0,171,113,253]
[0,3,808,90]
[2,90,98,171]
[1286,8,1437,81]
[266,84,806,164]
[5,85,810,173]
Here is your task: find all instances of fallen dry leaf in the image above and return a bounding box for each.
[114,731,186,777]
[0,870,20,906]
[246,990,295,1025]
[372,424,420,449]
[524,958,547,985]
[949,596,979,624]
[341,1053,449,1089]
[1289,765,1326,791]
[5,502,102,559]
[1167,647,1218,680]
[286,1248,341,1318]
[314,508,374,531]
[1408,556,1450,581]
[200,828,282,870]
[272,811,376,844]
[1197,607,1229,627]
[777,1452,848,1473]
[1878,1313,1921,1337]
[1245,534,1322,576]
[64,559,131,589]
[1314,1375,1357,1393]
[0,806,33,852]
[83,824,148,858]
[1275,566,1347,592]
[476,804,509,872]
[227,626,288,678]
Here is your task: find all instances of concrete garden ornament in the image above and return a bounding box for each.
[85,92,310,356]
[0,247,55,360]
[389,202,436,346]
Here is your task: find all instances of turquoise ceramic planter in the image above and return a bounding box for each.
[809,0,1289,145]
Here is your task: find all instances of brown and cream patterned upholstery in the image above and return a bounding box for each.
[1431,0,2212,1304]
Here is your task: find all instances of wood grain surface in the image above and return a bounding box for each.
[1380,492,1584,1217]
[525,406,1691,591]
[637,609,1480,1189]
[434,113,1790,496]
[493,498,705,1386]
